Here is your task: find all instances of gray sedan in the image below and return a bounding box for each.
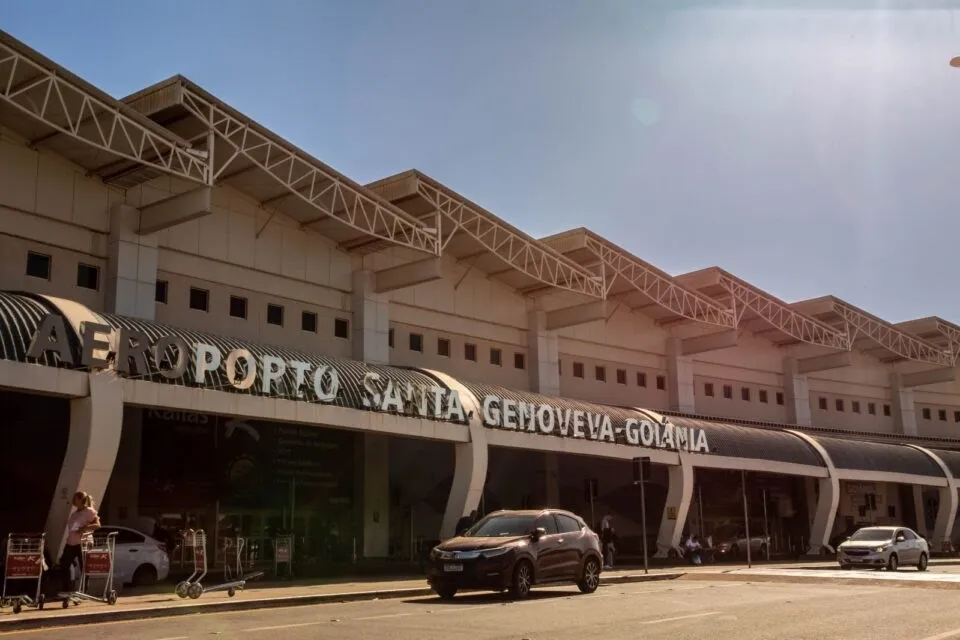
[837,526,929,571]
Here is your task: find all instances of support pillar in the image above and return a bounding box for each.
[783,358,812,426]
[44,372,124,558]
[352,269,391,557]
[528,306,560,504]
[655,454,694,557]
[665,338,695,413]
[891,373,918,436]
[107,204,158,320]
[907,445,959,551]
[807,477,840,554]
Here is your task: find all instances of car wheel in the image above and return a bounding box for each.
[918,553,928,572]
[433,585,457,600]
[887,554,899,572]
[578,557,601,594]
[509,560,533,600]
[132,564,158,587]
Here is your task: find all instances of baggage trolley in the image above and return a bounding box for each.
[274,535,294,579]
[174,529,207,599]
[175,532,263,599]
[59,531,118,608]
[1,533,46,614]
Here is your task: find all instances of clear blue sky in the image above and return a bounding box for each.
[5,0,960,322]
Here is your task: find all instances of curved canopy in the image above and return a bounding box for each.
[816,436,945,478]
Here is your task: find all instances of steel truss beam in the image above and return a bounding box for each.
[934,320,960,364]
[581,235,736,328]
[414,180,605,299]
[822,298,951,366]
[0,38,208,184]
[715,272,851,350]
[176,87,439,256]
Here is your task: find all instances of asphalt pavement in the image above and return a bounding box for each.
[7,577,960,640]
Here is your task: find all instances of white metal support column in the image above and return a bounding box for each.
[907,445,958,551]
[787,430,839,554]
[654,453,694,557]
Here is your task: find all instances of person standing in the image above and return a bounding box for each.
[59,491,100,594]
[599,515,618,569]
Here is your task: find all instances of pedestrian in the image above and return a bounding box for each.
[59,491,100,594]
[599,515,617,569]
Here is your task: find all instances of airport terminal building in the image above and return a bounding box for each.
[3,30,960,567]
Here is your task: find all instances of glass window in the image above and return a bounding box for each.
[26,252,51,279]
[573,362,584,378]
[595,366,606,382]
[514,353,526,370]
[490,348,502,366]
[155,280,168,304]
[266,303,284,326]
[409,333,423,352]
[535,515,559,535]
[656,375,666,390]
[189,287,209,312]
[331,316,347,337]
[466,514,537,537]
[759,389,768,403]
[636,372,647,387]
[704,383,714,397]
[556,514,582,534]
[229,295,247,319]
[849,528,895,542]
[464,343,476,361]
[438,338,451,357]
[76,263,100,290]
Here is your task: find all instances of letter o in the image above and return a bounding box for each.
[312,365,340,402]
[225,348,256,390]
[536,405,555,434]
[639,420,656,447]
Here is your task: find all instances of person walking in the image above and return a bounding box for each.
[58,491,100,595]
[599,515,618,569]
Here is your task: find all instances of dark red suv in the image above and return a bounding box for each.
[426,509,603,600]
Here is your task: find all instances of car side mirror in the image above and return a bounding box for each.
[531,527,547,541]
[896,536,906,543]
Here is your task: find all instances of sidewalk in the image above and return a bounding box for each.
[0,566,684,632]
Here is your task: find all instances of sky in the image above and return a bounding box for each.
[5,0,960,322]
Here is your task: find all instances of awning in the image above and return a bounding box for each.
[929,448,960,479]
[0,292,81,367]
[816,436,945,478]
[669,415,824,467]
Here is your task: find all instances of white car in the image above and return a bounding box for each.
[837,526,929,571]
[97,525,171,587]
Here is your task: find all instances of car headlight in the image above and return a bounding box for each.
[482,547,511,559]
[875,545,889,553]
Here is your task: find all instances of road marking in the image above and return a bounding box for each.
[642,611,721,625]
[917,628,960,640]
[244,622,321,632]
[154,637,189,640]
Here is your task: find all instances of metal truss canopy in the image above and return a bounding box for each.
[897,317,960,365]
[0,32,207,185]
[539,229,735,329]
[794,297,952,366]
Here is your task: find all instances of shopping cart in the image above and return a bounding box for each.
[1,533,46,614]
[59,531,118,608]
[175,532,263,600]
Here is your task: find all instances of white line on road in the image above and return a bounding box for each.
[642,611,721,625]
[917,628,960,640]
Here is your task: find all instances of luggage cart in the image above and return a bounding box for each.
[60,531,118,608]
[175,532,263,600]
[1,533,46,614]
[174,529,207,599]
[274,535,294,579]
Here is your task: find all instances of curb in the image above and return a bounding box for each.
[0,572,684,632]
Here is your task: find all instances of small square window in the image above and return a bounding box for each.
[573,362,584,378]
[637,372,647,387]
[303,311,320,334]
[155,280,168,304]
[490,348,502,366]
[723,385,733,400]
[465,343,477,361]
[26,251,51,280]
[922,407,932,420]
[266,303,284,326]
[189,287,209,312]
[759,389,768,404]
[438,338,451,357]
[883,404,891,417]
[656,375,666,391]
[616,369,627,385]
[835,399,844,412]
[409,333,423,352]
[704,383,715,397]
[939,409,947,421]
[595,366,606,382]
[76,263,99,290]
[954,411,960,423]
[852,401,860,414]
[818,397,828,410]
[776,392,784,405]
[868,402,876,415]
[388,328,395,348]
[514,353,525,370]
[229,295,247,319]
[332,317,347,337]
[741,387,751,402]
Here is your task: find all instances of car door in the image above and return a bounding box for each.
[533,515,563,581]
[892,529,915,564]
[554,514,585,578]
[901,529,921,563]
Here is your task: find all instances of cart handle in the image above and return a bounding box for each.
[6,533,46,538]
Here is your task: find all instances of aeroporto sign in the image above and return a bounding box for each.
[26,314,709,453]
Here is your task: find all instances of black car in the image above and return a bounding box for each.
[426,509,604,600]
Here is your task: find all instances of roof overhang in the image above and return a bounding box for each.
[0,30,207,186]
[362,171,605,299]
[539,229,736,329]
[116,76,438,256]
[792,296,952,366]
[897,316,960,365]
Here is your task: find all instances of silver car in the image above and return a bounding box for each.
[837,526,929,571]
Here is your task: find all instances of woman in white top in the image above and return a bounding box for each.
[59,491,100,593]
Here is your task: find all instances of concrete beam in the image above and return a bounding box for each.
[544,300,608,331]
[901,367,957,388]
[138,187,213,235]
[373,258,443,294]
[796,351,852,375]
[680,330,738,356]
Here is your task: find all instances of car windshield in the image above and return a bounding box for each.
[849,529,894,542]
[465,514,537,537]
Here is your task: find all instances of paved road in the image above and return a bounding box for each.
[6,578,960,640]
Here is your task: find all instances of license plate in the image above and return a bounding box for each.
[444,563,463,572]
